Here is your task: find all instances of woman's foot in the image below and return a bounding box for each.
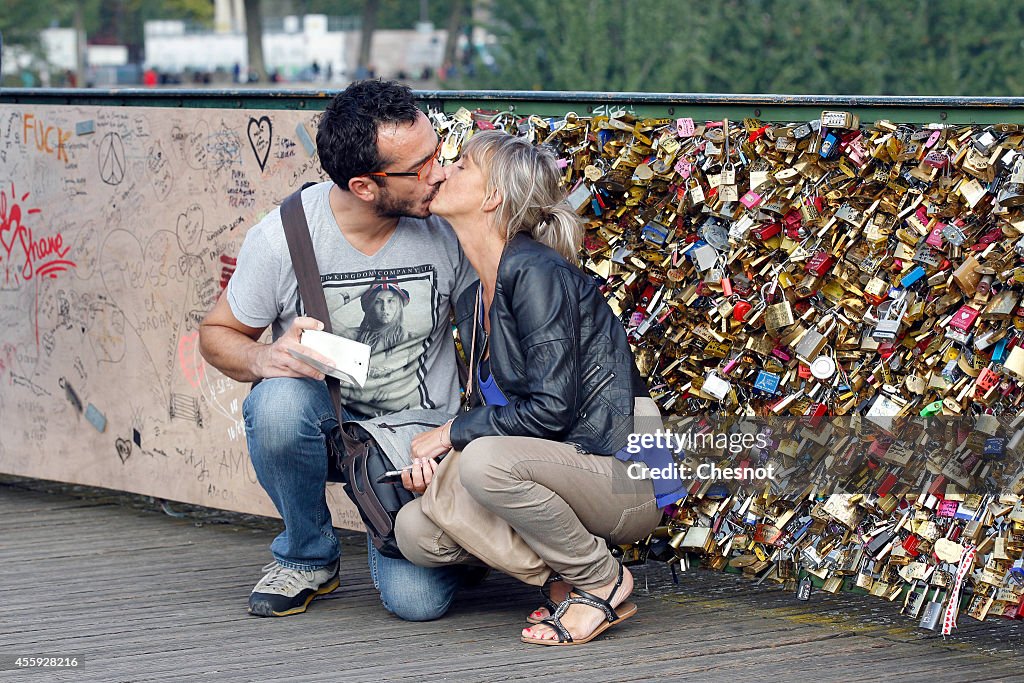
[521,565,634,643]
[527,579,571,623]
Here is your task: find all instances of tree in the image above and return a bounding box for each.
[357,0,380,77]
[461,0,1024,96]
[441,0,466,74]
[244,0,267,82]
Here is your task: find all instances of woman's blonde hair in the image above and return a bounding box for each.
[461,130,584,265]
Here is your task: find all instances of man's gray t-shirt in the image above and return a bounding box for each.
[227,181,474,416]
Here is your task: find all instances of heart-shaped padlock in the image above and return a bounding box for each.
[733,300,753,322]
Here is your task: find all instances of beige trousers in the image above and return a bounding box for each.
[395,435,662,590]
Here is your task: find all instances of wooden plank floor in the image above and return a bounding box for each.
[2,478,1024,683]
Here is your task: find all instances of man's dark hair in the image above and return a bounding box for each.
[316,80,421,190]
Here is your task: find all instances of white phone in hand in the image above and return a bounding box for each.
[288,330,371,387]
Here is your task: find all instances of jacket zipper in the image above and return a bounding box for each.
[580,371,615,415]
[372,420,446,433]
[580,363,602,386]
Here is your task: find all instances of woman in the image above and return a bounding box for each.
[396,130,675,646]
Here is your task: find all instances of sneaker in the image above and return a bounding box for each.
[248,559,340,617]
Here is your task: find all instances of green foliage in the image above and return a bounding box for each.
[0,0,99,47]
[461,0,1024,96]
[0,0,211,55]
[298,0,455,29]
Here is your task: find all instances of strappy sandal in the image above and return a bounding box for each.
[521,563,636,646]
[526,575,563,625]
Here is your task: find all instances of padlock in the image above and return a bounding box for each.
[902,580,929,618]
[806,250,837,277]
[720,161,736,186]
[948,304,980,334]
[983,436,1006,459]
[919,587,946,631]
[820,132,840,159]
[751,222,781,241]
[821,110,860,129]
[985,290,1019,319]
[794,329,828,362]
[809,349,837,380]
[871,296,908,341]
[863,277,890,306]
[765,300,795,331]
[899,265,927,288]
[732,299,753,322]
[795,273,822,298]
[942,223,968,247]
[796,575,813,601]
[703,371,731,401]
[976,367,1000,394]
[1004,345,1024,380]
[754,370,781,395]
[975,267,996,300]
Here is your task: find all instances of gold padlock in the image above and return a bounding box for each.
[765,300,795,331]
[1005,345,1024,381]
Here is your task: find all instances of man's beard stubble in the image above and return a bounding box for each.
[375,184,439,219]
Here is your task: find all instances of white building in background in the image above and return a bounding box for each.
[214,0,246,34]
[143,15,446,81]
[1,28,128,78]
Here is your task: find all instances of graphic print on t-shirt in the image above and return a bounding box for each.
[318,265,438,414]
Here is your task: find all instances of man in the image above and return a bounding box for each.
[199,80,475,620]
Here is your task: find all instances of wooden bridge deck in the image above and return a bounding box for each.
[2,476,1023,683]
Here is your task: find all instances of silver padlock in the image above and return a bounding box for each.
[1011,156,1024,184]
[703,371,732,401]
[701,220,731,251]
[902,580,928,618]
[692,243,719,271]
[942,223,967,247]
[871,297,907,341]
[919,587,946,631]
[794,329,827,362]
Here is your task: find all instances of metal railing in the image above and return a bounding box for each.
[2,88,1024,124]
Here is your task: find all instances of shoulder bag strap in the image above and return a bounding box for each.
[279,183,362,454]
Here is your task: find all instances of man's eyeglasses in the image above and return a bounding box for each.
[365,139,443,182]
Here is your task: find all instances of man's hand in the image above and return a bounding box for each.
[401,456,440,494]
[250,316,334,380]
[199,294,334,383]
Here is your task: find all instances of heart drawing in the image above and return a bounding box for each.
[247,116,272,172]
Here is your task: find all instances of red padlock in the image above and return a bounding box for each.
[949,304,980,333]
[806,250,837,277]
[877,471,898,497]
[902,534,922,557]
[733,300,753,321]
[976,367,1000,394]
[752,222,781,241]
[803,401,828,428]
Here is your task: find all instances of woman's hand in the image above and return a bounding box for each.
[401,457,439,494]
[410,421,453,460]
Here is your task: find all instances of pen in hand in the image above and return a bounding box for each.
[376,451,449,484]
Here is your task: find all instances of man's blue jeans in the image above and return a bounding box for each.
[243,377,464,621]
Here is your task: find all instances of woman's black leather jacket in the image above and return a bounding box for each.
[449,233,648,455]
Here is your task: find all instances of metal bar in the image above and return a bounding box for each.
[2,88,1024,124]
